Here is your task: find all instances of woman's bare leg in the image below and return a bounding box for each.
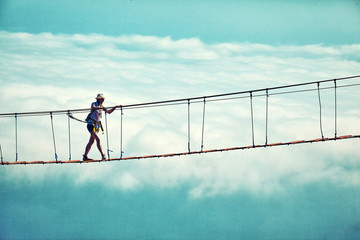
[84,133,95,157]
[94,132,105,158]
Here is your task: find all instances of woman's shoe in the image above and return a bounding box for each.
[83,155,93,161]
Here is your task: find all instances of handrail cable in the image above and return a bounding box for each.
[5,82,352,119]
[122,75,360,110]
[117,82,360,113]
[1,75,359,118]
[203,83,360,105]
[116,81,360,111]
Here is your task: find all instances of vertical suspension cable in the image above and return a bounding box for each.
[334,80,337,138]
[120,106,123,159]
[0,144,3,164]
[265,89,269,146]
[250,91,255,147]
[187,99,191,153]
[317,83,324,140]
[50,112,58,162]
[15,113,18,162]
[201,97,206,152]
[105,111,110,160]
[67,110,71,160]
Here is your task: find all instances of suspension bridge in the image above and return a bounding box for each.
[1,75,359,165]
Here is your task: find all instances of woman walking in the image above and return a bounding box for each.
[83,93,117,161]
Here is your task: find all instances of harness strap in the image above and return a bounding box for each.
[68,114,87,123]
[88,117,104,134]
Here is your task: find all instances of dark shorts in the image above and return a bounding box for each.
[87,123,101,133]
[87,124,94,133]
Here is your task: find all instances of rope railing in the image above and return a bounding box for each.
[0,75,359,165]
[1,75,359,118]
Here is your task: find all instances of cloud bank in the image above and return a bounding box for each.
[0,31,359,198]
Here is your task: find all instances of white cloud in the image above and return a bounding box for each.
[106,172,142,191]
[0,31,359,198]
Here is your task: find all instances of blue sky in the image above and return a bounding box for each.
[1,0,360,239]
[1,0,360,45]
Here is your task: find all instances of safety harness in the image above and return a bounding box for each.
[69,111,104,134]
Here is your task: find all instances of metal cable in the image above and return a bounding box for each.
[15,113,18,161]
[1,75,359,118]
[317,83,324,140]
[105,111,110,160]
[201,97,206,152]
[188,99,191,153]
[50,112,58,162]
[334,80,337,138]
[250,92,255,147]
[67,111,72,160]
[0,144,3,164]
[120,107,124,159]
[265,89,269,145]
